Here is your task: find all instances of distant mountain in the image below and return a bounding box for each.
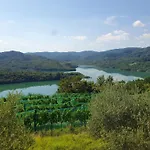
[0,51,76,72]
[31,47,150,72]
[30,51,98,62]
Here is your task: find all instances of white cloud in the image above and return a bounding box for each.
[64,36,87,41]
[132,20,145,27]
[139,33,150,39]
[104,16,128,26]
[0,40,3,43]
[96,30,129,43]
[104,16,117,25]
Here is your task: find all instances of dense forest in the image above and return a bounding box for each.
[0,71,83,84]
[32,47,150,72]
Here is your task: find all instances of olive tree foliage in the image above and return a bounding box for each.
[88,85,150,150]
[97,75,105,86]
[0,93,33,150]
[94,75,114,93]
[97,75,113,86]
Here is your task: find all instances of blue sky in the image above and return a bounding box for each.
[0,0,150,52]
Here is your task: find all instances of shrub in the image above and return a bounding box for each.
[0,93,33,150]
[88,85,150,150]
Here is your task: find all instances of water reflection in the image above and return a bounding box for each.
[0,84,58,97]
[76,67,141,82]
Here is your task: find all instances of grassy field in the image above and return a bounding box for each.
[29,132,106,150]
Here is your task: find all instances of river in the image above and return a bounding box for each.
[0,66,147,97]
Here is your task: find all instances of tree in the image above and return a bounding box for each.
[0,93,33,150]
[58,76,94,93]
[97,75,105,86]
[106,75,113,85]
[88,85,150,149]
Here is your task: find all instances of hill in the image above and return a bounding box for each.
[0,51,76,72]
[90,47,150,72]
[31,47,150,72]
[30,51,97,62]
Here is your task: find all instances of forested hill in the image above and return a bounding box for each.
[31,47,150,72]
[0,51,76,72]
[91,47,150,72]
[30,51,98,62]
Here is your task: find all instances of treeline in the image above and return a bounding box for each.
[0,71,83,84]
[58,75,150,94]
[93,58,150,72]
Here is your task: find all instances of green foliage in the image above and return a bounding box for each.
[88,85,150,150]
[105,75,114,84]
[94,75,114,93]
[0,71,82,84]
[125,79,150,94]
[97,75,114,86]
[16,93,92,131]
[58,76,94,93]
[97,75,105,86]
[105,129,150,150]
[144,77,150,84]
[0,93,33,150]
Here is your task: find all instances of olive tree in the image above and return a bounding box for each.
[0,93,33,150]
[88,85,150,149]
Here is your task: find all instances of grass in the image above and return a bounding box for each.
[29,132,106,150]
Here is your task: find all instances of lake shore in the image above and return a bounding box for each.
[0,66,145,97]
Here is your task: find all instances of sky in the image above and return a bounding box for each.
[0,0,150,52]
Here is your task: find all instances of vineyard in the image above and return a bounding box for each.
[16,93,92,131]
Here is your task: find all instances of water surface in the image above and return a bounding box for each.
[0,81,59,97]
[0,66,146,97]
[75,66,142,82]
